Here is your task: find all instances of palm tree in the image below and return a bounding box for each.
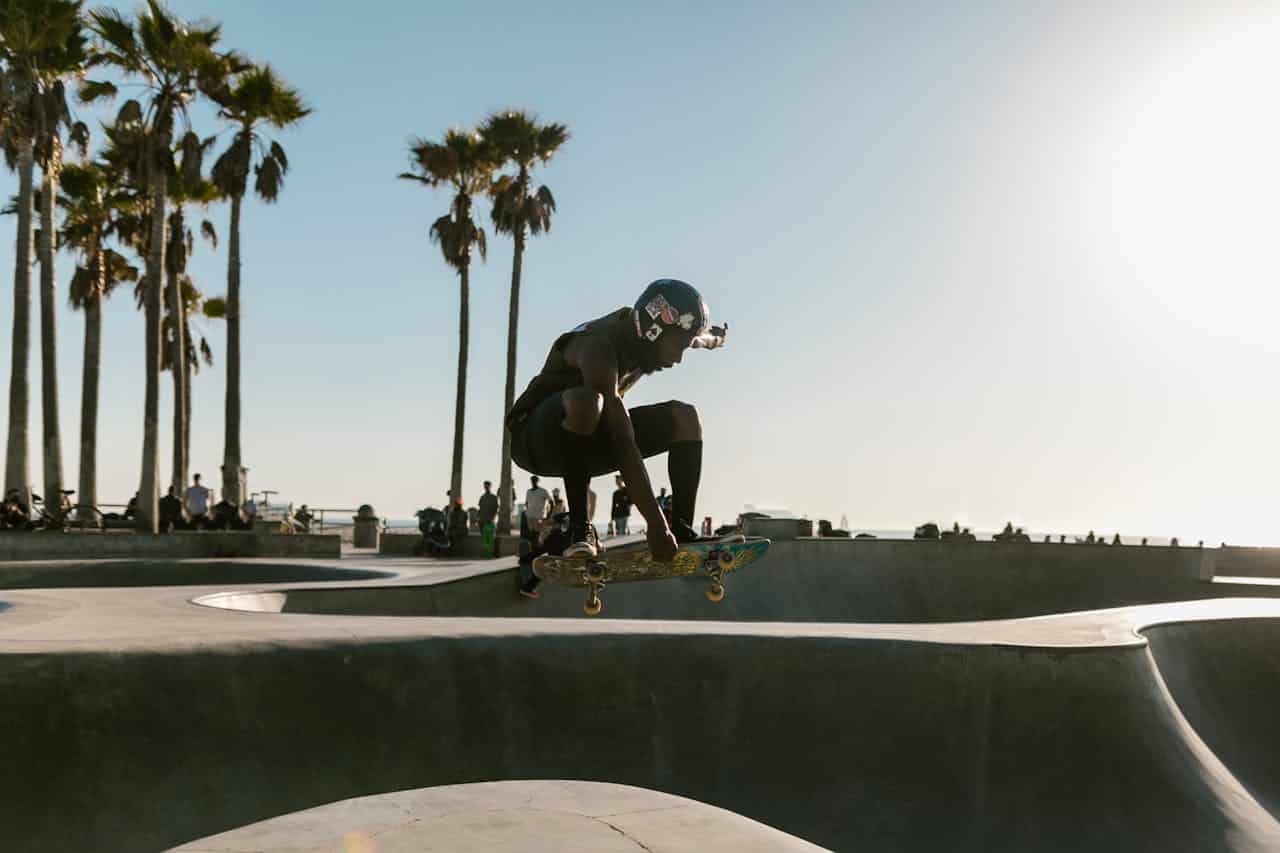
[209,63,308,508]
[178,281,223,475]
[164,132,216,494]
[400,128,496,501]
[0,0,86,509]
[481,111,568,535]
[82,0,229,532]
[58,159,139,517]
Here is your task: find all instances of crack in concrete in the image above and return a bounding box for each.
[593,816,657,853]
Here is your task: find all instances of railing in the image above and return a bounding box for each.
[308,507,359,534]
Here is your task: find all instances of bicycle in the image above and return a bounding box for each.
[31,490,105,533]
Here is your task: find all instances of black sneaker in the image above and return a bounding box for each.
[670,520,713,544]
[563,523,600,558]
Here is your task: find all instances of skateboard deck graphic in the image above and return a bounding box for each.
[533,535,770,615]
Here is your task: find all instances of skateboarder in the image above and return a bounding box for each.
[507,278,726,593]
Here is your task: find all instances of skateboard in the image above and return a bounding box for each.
[532,535,770,615]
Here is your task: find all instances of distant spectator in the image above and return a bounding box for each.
[184,474,212,527]
[124,491,139,521]
[913,521,940,540]
[1170,537,1180,547]
[294,504,314,533]
[448,498,469,553]
[477,481,499,557]
[657,487,671,519]
[587,487,597,524]
[550,487,566,516]
[1085,530,1097,544]
[1,488,29,530]
[611,476,632,536]
[522,476,550,544]
[1112,533,1122,546]
[158,486,184,532]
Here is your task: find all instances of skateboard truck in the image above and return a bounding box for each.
[583,559,607,615]
[704,548,735,602]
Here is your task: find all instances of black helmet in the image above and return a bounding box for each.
[633,279,709,344]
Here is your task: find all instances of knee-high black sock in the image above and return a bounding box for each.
[668,440,703,528]
[561,425,593,531]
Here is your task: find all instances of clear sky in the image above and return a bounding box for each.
[2,1,1279,543]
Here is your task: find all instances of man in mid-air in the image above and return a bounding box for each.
[507,278,726,594]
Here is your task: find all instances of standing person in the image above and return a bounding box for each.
[184,474,212,528]
[611,476,632,536]
[587,486,597,526]
[477,481,499,557]
[656,487,671,519]
[522,475,551,544]
[506,278,727,596]
[550,487,566,516]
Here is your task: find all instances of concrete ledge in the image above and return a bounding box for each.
[378,532,520,559]
[0,531,341,562]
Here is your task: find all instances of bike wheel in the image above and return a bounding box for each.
[70,505,105,533]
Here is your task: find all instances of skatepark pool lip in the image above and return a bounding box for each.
[0,559,395,589]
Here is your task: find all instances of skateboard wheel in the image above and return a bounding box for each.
[586,561,606,580]
[584,596,603,616]
[717,550,735,571]
[705,583,725,603]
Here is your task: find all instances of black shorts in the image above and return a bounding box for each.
[510,393,674,478]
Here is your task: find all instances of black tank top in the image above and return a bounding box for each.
[506,308,649,427]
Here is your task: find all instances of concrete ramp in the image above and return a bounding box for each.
[5,602,1280,851]
[1145,618,1280,822]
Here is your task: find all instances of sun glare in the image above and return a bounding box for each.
[1106,18,1280,329]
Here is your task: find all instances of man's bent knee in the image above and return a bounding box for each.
[561,388,604,435]
[666,400,702,442]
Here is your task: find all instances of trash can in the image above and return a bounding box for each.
[353,504,380,549]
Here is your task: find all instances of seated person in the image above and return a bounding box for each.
[1,488,30,530]
[207,499,245,531]
[158,486,185,532]
[294,504,314,533]
[124,492,139,521]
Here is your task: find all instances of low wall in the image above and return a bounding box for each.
[0,531,341,562]
[378,532,520,559]
[1215,546,1280,578]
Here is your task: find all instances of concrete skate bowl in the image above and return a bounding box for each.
[8,604,1280,852]
[1143,616,1280,823]
[0,560,391,589]
[196,539,1280,622]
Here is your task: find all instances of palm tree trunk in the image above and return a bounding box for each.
[78,290,101,519]
[450,266,469,501]
[183,356,192,490]
[497,231,524,535]
[168,209,186,497]
[221,192,244,508]
[138,169,167,533]
[4,138,35,506]
[39,162,64,503]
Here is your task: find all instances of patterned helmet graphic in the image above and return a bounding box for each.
[633,279,709,344]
